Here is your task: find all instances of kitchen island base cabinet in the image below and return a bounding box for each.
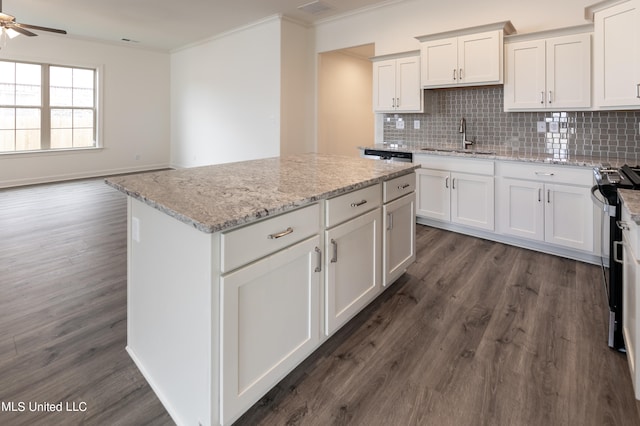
[383,192,416,287]
[221,236,321,424]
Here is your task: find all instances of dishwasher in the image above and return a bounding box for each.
[362,148,413,163]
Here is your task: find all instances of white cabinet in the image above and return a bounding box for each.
[504,32,591,111]
[589,0,640,108]
[618,203,640,399]
[416,22,515,88]
[324,184,382,335]
[415,156,495,232]
[372,52,422,112]
[221,236,321,424]
[382,173,416,287]
[497,163,594,253]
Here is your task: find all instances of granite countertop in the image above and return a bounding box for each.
[361,143,635,169]
[619,189,640,224]
[105,153,419,233]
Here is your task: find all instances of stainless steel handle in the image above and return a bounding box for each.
[398,183,410,190]
[396,97,400,107]
[637,83,640,99]
[268,227,293,239]
[535,172,555,176]
[617,220,630,231]
[614,241,624,264]
[351,200,367,207]
[392,98,395,108]
[547,189,551,203]
[314,247,322,272]
[387,213,394,231]
[453,69,457,80]
[538,188,542,202]
[459,68,463,80]
[445,176,449,189]
[540,91,544,104]
[548,91,552,104]
[330,239,338,263]
[452,178,456,190]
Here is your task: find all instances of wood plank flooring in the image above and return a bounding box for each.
[2,178,640,425]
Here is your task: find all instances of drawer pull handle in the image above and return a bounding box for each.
[351,200,367,207]
[268,227,293,239]
[331,239,338,263]
[538,188,542,203]
[617,220,630,231]
[314,247,322,272]
[535,172,554,176]
[398,183,410,190]
[637,83,640,99]
[613,241,624,264]
[547,189,551,204]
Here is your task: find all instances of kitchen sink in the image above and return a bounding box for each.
[420,147,495,155]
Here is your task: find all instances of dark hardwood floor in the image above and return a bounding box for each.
[2,178,640,425]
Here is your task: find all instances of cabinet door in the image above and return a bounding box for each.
[383,193,416,287]
[458,30,502,85]
[451,172,494,231]
[373,59,397,112]
[504,40,546,110]
[594,0,640,108]
[325,208,381,335]
[420,36,458,87]
[395,56,423,112]
[416,168,450,221]
[221,236,321,424]
[547,34,591,109]
[544,184,594,251]
[622,235,640,398]
[497,177,544,241]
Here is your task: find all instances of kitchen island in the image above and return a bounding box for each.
[105,153,418,426]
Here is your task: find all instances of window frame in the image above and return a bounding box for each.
[0,58,103,156]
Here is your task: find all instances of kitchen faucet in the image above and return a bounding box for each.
[459,118,475,149]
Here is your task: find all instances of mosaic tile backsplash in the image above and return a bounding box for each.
[383,86,640,162]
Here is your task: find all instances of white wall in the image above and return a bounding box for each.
[317,49,374,157]
[0,34,170,188]
[315,0,595,55]
[170,17,282,168]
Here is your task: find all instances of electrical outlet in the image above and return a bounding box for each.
[548,121,559,133]
[396,119,405,129]
[414,120,420,129]
[536,121,546,133]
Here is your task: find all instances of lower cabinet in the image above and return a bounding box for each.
[220,236,322,424]
[383,192,416,286]
[325,208,382,335]
[498,177,594,252]
[416,167,494,231]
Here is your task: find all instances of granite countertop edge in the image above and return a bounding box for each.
[619,189,640,225]
[105,156,420,234]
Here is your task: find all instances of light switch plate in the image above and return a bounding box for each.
[548,121,559,133]
[537,121,546,133]
[396,120,405,129]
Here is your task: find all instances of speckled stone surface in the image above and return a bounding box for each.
[105,154,419,233]
[362,143,637,169]
[619,189,640,224]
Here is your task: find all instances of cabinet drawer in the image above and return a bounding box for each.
[221,203,320,273]
[383,173,416,203]
[497,161,592,184]
[326,184,382,228]
[623,205,640,261]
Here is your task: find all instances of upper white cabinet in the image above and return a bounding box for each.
[416,21,515,88]
[504,29,592,111]
[372,51,423,112]
[587,0,640,109]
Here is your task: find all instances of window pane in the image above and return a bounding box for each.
[0,108,15,129]
[0,82,15,104]
[15,63,41,106]
[15,129,41,151]
[50,66,72,87]
[73,109,93,128]
[51,109,72,128]
[73,68,94,89]
[0,61,15,84]
[73,88,94,107]
[0,129,14,151]
[51,129,72,149]
[73,128,94,147]
[51,86,72,106]
[16,109,40,129]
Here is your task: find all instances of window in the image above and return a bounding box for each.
[0,60,98,153]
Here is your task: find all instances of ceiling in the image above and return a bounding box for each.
[2,0,399,51]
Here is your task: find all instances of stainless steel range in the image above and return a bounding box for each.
[593,164,640,351]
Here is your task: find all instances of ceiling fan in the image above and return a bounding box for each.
[0,0,66,38]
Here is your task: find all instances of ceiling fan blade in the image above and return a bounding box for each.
[13,22,66,35]
[7,23,37,37]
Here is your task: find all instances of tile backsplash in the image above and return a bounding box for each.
[382,86,640,162]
